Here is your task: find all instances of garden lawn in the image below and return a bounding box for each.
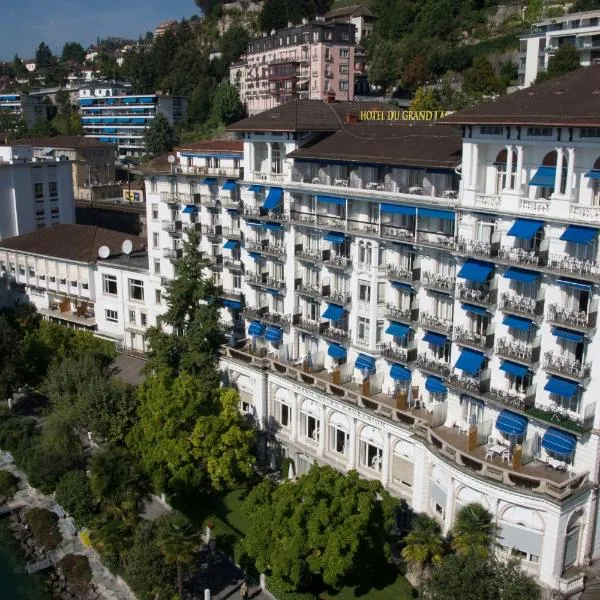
[320,571,413,600]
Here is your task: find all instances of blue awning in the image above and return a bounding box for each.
[503,314,535,331]
[248,252,261,261]
[503,267,540,283]
[317,195,345,205]
[560,225,598,245]
[322,303,345,320]
[324,231,346,244]
[418,208,455,221]
[263,222,283,231]
[182,205,196,214]
[222,299,242,310]
[455,348,486,375]
[248,184,264,193]
[529,165,556,187]
[263,187,283,210]
[557,278,592,292]
[423,331,448,347]
[457,259,494,283]
[392,281,413,292]
[381,203,416,216]
[545,375,579,398]
[202,177,217,185]
[223,240,239,250]
[496,410,528,436]
[266,289,281,296]
[542,427,577,457]
[248,321,265,336]
[390,364,412,381]
[265,325,283,343]
[425,376,447,394]
[585,169,600,180]
[386,322,411,339]
[500,360,530,378]
[246,220,263,228]
[551,327,584,343]
[328,343,347,360]
[355,353,376,373]
[462,303,489,316]
[222,180,237,191]
[507,219,544,240]
[226,208,239,214]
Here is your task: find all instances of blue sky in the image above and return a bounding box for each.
[0,0,198,60]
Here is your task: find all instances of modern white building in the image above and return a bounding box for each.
[0,145,75,241]
[0,93,51,128]
[519,8,600,87]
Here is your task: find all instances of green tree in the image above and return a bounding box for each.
[535,43,581,83]
[401,514,444,595]
[210,83,246,126]
[61,42,86,64]
[409,87,443,112]
[29,119,58,137]
[55,470,97,528]
[143,112,177,157]
[402,55,428,91]
[10,54,28,79]
[368,40,400,94]
[219,24,250,66]
[241,466,396,591]
[156,511,202,598]
[0,315,25,401]
[462,56,503,95]
[186,78,217,126]
[451,503,495,558]
[35,42,56,68]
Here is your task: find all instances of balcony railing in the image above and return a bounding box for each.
[221,226,243,240]
[295,282,322,300]
[200,224,222,238]
[381,224,415,242]
[385,303,418,323]
[322,289,352,306]
[446,371,490,396]
[198,194,219,207]
[456,283,497,306]
[243,206,290,223]
[455,237,497,258]
[496,337,540,364]
[486,387,536,411]
[293,317,326,336]
[416,354,452,378]
[519,197,550,216]
[162,248,182,260]
[547,253,600,281]
[246,272,286,290]
[543,351,592,380]
[296,248,323,263]
[416,231,455,250]
[223,258,243,271]
[453,325,493,350]
[381,344,417,364]
[474,193,501,209]
[421,272,455,293]
[570,203,600,223]
[499,292,542,318]
[419,312,453,334]
[386,264,419,284]
[161,220,181,234]
[547,303,596,330]
[160,191,190,204]
[250,170,286,184]
[498,246,542,267]
[182,222,201,233]
[323,255,352,270]
[245,240,286,259]
[241,307,292,332]
[176,165,242,179]
[321,326,351,344]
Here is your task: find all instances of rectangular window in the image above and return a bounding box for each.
[480,126,503,135]
[34,182,43,198]
[103,274,117,295]
[359,282,371,302]
[129,309,136,324]
[233,274,242,289]
[300,412,320,441]
[105,309,118,323]
[155,289,162,304]
[376,320,385,343]
[128,278,144,301]
[340,64,349,74]
[82,282,88,290]
[70,280,77,288]
[154,259,161,275]
[377,281,386,304]
[275,400,290,428]
[48,182,58,197]
[140,313,147,327]
[328,425,349,455]
[151,203,159,219]
[527,126,553,137]
[358,316,370,340]
[28,268,35,277]
[19,266,25,275]
[59,278,67,285]
[581,127,600,138]
[340,48,349,58]
[339,80,348,91]
[359,440,382,472]
[152,232,159,249]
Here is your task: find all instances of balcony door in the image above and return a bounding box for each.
[560,287,589,313]
[462,397,483,426]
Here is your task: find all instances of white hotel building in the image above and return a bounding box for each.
[3,66,600,594]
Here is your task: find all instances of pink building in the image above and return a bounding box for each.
[232,18,356,115]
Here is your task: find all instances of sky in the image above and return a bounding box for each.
[0,0,198,60]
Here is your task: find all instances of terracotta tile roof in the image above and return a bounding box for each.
[0,224,146,263]
[136,153,172,174]
[227,99,396,133]
[443,64,600,127]
[289,121,462,169]
[13,136,116,149]
[324,4,375,19]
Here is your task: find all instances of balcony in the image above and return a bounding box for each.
[161,220,181,234]
[221,226,243,241]
[486,387,536,411]
[496,337,540,365]
[518,197,550,217]
[381,224,415,243]
[243,206,290,224]
[321,326,351,344]
[384,303,419,324]
[223,258,243,271]
[201,224,222,239]
[445,371,490,397]
[499,292,544,319]
[295,281,323,301]
[316,214,346,231]
[293,316,327,336]
[456,283,497,307]
[547,303,597,331]
[386,264,420,285]
[569,203,600,223]
[290,210,317,227]
[416,354,452,378]
[547,253,600,282]
[419,312,453,335]
[199,194,219,207]
[347,219,379,236]
[453,325,494,351]
[323,255,352,271]
[176,165,243,179]
[182,222,201,234]
[241,307,292,332]
[473,193,501,210]
[206,255,223,270]
[221,198,241,210]
[160,191,187,204]
[497,246,544,268]
[162,248,182,260]
[322,288,352,307]
[245,240,286,260]
[249,170,286,184]
[421,272,455,293]
[296,248,325,264]
[380,343,417,365]
[543,351,592,381]
[246,272,286,291]
[455,238,498,259]
[221,288,243,302]
[416,230,455,250]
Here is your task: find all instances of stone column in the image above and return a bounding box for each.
[515,145,524,192]
[443,478,456,535]
[318,405,327,457]
[504,145,514,191]
[554,148,564,195]
[470,143,479,189]
[381,431,391,488]
[290,392,299,444]
[347,417,357,470]
[566,147,575,198]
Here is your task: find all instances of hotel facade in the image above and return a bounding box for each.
[3,67,600,594]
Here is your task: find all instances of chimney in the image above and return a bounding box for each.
[346,113,358,124]
[326,92,336,104]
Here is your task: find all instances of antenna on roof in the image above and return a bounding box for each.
[122,240,133,257]
[98,245,110,259]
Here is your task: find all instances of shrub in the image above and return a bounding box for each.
[267,577,317,600]
[55,470,96,528]
[57,554,92,591]
[26,507,61,550]
[0,470,19,498]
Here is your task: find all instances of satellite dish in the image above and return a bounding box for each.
[167,154,176,164]
[122,240,133,255]
[98,245,110,259]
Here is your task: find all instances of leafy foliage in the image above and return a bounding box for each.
[26,508,61,550]
[61,42,86,64]
[57,555,92,592]
[535,43,581,83]
[451,503,495,558]
[211,83,247,126]
[0,470,19,498]
[240,466,396,591]
[143,112,177,157]
[400,514,444,574]
[462,56,503,95]
[0,314,26,400]
[367,40,400,93]
[55,470,97,529]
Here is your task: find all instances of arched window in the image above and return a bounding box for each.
[494,149,514,193]
[539,150,567,196]
[563,511,583,572]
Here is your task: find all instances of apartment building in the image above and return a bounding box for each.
[519,8,600,87]
[0,93,51,128]
[78,88,187,158]
[0,145,75,240]
[232,19,356,115]
[323,3,376,43]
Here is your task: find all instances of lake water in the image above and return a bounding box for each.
[0,517,52,600]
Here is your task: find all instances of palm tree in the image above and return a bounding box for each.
[401,514,444,596]
[451,503,496,558]
[157,511,202,598]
